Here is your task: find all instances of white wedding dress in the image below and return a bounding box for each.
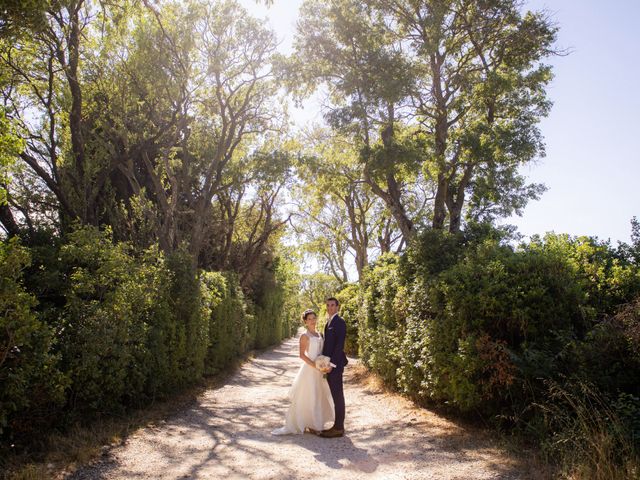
[271,332,335,435]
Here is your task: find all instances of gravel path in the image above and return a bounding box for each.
[68,332,543,480]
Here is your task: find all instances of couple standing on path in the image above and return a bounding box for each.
[272,297,348,438]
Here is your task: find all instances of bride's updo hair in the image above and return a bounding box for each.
[301,309,316,323]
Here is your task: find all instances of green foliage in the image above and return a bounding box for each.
[355,223,640,471]
[300,272,342,313]
[291,0,558,238]
[526,233,640,320]
[0,0,49,38]
[358,253,407,386]
[204,272,253,375]
[247,254,299,350]
[0,237,65,437]
[55,226,193,413]
[398,232,586,412]
[0,108,24,205]
[253,265,284,349]
[275,252,303,340]
[0,0,300,456]
[0,224,296,445]
[164,249,210,387]
[561,297,640,406]
[336,283,360,356]
[292,128,384,282]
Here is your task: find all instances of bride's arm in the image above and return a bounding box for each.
[299,335,319,369]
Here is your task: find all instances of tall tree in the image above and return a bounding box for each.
[289,0,557,240]
[288,0,419,245]
[375,0,556,232]
[1,0,290,272]
[0,1,139,232]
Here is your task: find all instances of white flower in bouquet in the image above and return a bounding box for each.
[315,355,331,371]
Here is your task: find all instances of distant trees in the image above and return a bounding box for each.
[293,128,403,282]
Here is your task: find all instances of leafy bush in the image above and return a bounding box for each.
[526,233,640,320]
[55,226,188,413]
[562,299,640,400]
[204,272,253,375]
[358,253,408,386]
[398,234,586,413]
[336,283,360,356]
[163,248,210,388]
[355,223,640,473]
[1,224,296,445]
[255,255,301,348]
[0,238,66,437]
[254,267,284,350]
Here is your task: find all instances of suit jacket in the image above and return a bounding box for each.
[322,314,348,370]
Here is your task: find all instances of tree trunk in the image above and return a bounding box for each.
[430,51,450,230]
[445,164,474,233]
[65,2,89,222]
[0,204,20,237]
[364,106,415,244]
[432,173,448,229]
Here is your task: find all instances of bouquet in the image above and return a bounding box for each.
[315,355,331,372]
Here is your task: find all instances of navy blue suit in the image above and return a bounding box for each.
[322,314,347,430]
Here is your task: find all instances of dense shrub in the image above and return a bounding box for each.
[562,298,640,400]
[254,264,285,349]
[54,227,210,414]
[163,249,210,388]
[358,253,408,386]
[336,283,360,356]
[526,233,640,320]
[254,255,300,349]
[204,272,253,375]
[0,225,296,444]
[0,238,66,437]
[398,234,586,413]
[356,223,640,472]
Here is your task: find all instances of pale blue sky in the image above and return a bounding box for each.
[240,0,640,245]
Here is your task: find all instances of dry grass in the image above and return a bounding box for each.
[537,381,639,480]
[348,362,391,394]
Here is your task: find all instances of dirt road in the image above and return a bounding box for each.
[68,333,542,480]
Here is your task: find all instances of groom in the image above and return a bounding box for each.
[320,296,348,438]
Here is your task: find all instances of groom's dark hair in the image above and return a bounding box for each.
[326,297,339,306]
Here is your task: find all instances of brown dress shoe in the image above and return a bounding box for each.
[306,427,320,435]
[319,427,344,438]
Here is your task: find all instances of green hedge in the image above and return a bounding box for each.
[398,234,587,413]
[336,283,360,356]
[0,238,66,436]
[357,254,407,385]
[0,225,295,444]
[204,271,254,375]
[354,225,640,471]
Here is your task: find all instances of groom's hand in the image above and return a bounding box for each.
[324,366,333,374]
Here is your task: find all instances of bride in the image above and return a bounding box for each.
[271,309,334,435]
